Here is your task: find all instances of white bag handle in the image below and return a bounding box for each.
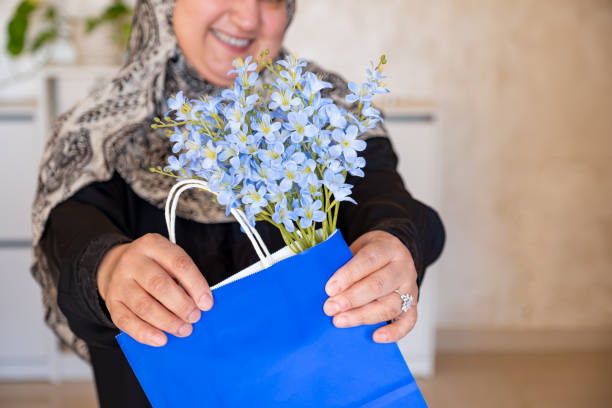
[164,179,273,269]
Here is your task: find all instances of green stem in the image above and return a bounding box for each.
[331,200,340,232]
[259,214,302,253]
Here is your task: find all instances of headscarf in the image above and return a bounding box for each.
[31,0,385,360]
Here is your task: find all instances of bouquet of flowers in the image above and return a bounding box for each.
[151,51,389,253]
[119,53,428,407]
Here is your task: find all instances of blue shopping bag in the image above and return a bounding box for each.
[117,180,428,407]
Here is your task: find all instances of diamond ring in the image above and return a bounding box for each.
[394,289,414,313]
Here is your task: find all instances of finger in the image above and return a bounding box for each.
[324,263,402,316]
[135,258,202,324]
[332,291,403,328]
[347,233,374,256]
[122,282,194,338]
[108,299,168,347]
[325,239,391,297]
[139,233,213,311]
[373,303,418,343]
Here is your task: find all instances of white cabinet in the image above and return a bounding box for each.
[0,106,40,240]
[0,104,92,381]
[0,106,50,380]
[385,107,440,378]
[0,248,54,379]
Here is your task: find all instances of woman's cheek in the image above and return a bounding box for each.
[259,12,288,58]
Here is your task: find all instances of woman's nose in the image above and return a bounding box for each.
[229,0,260,33]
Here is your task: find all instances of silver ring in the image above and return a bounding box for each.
[394,289,414,313]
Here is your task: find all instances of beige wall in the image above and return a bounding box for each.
[285,0,612,331]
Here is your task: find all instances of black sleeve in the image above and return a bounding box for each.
[39,172,133,347]
[337,137,445,291]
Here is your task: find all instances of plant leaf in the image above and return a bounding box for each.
[6,0,38,56]
[31,27,57,52]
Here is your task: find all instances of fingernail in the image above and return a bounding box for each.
[198,293,213,311]
[151,333,166,346]
[326,280,339,296]
[335,315,348,327]
[178,323,192,337]
[188,309,201,323]
[325,301,340,315]
[377,333,388,342]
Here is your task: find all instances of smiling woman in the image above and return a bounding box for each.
[32,0,444,406]
[173,0,288,86]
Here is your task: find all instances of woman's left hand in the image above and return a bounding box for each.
[323,230,418,343]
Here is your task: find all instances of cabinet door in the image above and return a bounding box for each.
[385,118,440,378]
[0,248,54,379]
[0,113,40,240]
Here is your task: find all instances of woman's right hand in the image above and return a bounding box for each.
[97,233,214,347]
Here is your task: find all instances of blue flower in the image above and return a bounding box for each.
[218,188,239,215]
[169,127,187,153]
[218,141,240,162]
[252,161,282,185]
[201,140,223,169]
[345,82,373,104]
[269,88,301,112]
[362,103,382,120]
[166,154,186,172]
[192,95,222,117]
[227,56,259,88]
[241,184,268,212]
[167,91,189,121]
[331,125,366,162]
[302,181,323,199]
[366,63,389,95]
[265,182,285,203]
[166,154,193,178]
[277,54,307,72]
[285,111,317,143]
[294,195,326,228]
[299,158,318,187]
[252,113,282,141]
[302,72,332,100]
[279,160,303,192]
[272,197,297,232]
[324,104,347,129]
[323,168,356,204]
[222,86,259,110]
[224,103,247,134]
[277,54,307,88]
[234,55,257,73]
[208,169,230,192]
[257,147,284,166]
[345,156,366,177]
[311,129,331,156]
[167,91,186,112]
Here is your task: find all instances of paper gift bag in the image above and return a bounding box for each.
[116,180,428,407]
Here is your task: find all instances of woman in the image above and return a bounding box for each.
[32,0,445,406]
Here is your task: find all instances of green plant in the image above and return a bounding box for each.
[86,0,133,50]
[5,0,133,58]
[6,0,60,56]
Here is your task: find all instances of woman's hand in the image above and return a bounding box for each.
[323,231,418,343]
[97,233,213,347]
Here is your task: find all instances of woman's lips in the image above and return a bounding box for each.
[211,29,253,51]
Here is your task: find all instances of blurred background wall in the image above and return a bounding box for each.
[286,0,612,343]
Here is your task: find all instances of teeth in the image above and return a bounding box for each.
[212,29,251,48]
